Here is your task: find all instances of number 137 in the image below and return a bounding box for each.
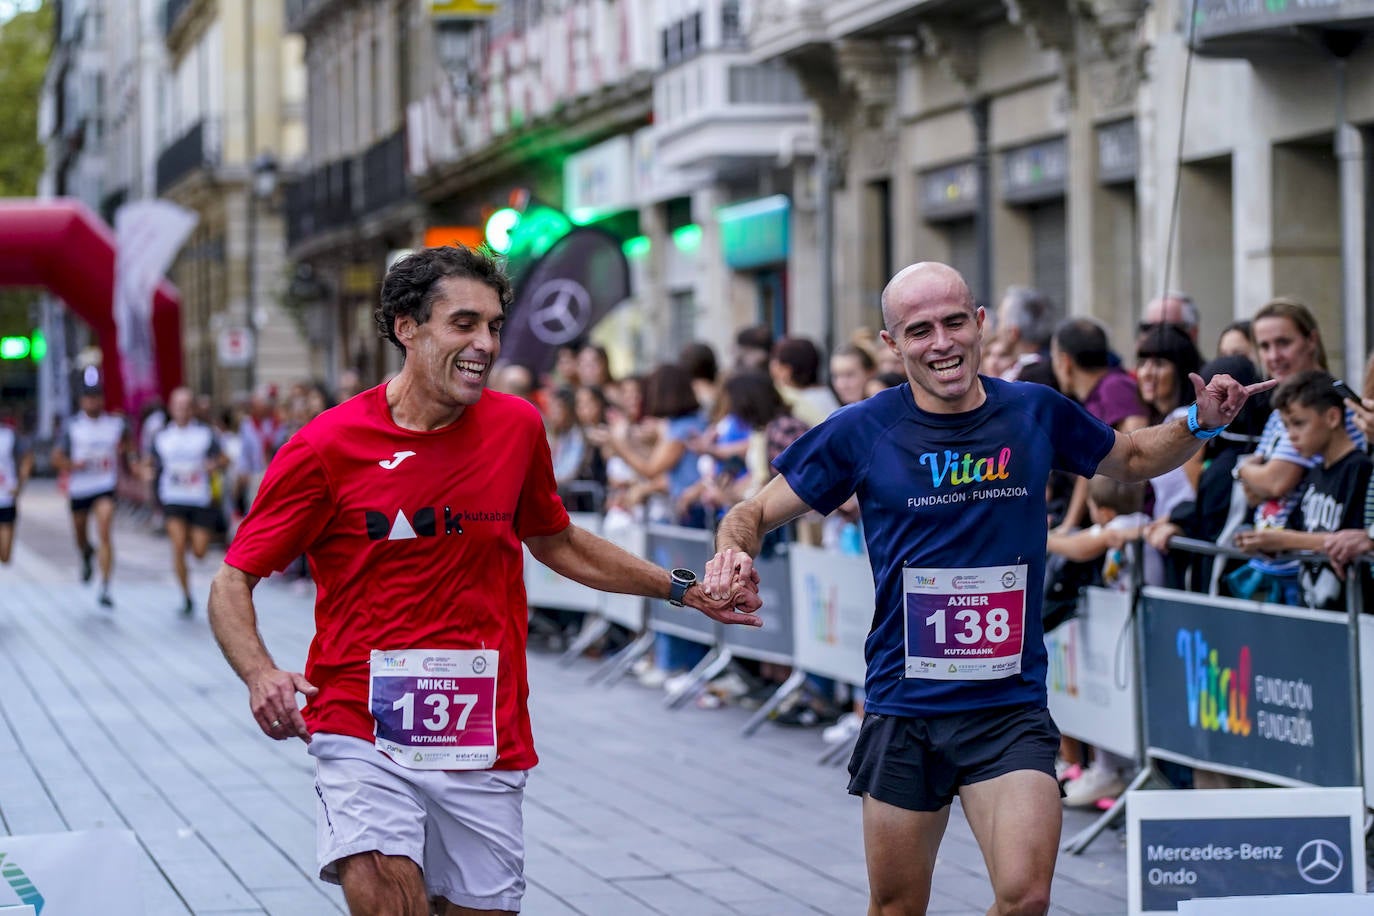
[392,692,479,731]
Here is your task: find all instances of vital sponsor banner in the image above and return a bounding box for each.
[522,512,603,613]
[1140,588,1354,786]
[1127,787,1365,915]
[788,544,871,687]
[1046,587,1138,760]
[0,829,143,914]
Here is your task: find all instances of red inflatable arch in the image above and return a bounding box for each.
[0,198,183,413]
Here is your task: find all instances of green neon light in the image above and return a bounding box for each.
[29,329,45,362]
[622,235,651,259]
[484,208,522,254]
[0,337,30,360]
[672,224,702,253]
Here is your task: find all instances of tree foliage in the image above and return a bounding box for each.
[0,1,53,197]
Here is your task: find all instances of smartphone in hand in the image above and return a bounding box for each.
[1332,378,1361,405]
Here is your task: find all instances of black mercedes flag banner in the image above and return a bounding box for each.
[501,227,631,375]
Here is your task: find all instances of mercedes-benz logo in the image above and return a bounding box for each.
[1296,838,1343,885]
[526,279,592,345]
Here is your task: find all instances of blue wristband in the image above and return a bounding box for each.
[1187,403,1225,440]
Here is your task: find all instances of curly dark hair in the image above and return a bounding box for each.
[375,246,514,352]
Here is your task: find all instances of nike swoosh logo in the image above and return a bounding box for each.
[379,450,416,470]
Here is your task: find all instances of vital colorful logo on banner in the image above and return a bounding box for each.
[1141,593,1353,786]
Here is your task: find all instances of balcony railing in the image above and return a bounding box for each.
[285,130,415,248]
[359,129,409,216]
[156,118,220,194]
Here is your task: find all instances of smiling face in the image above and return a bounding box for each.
[1135,357,1177,412]
[397,276,504,411]
[1254,315,1319,383]
[880,263,986,413]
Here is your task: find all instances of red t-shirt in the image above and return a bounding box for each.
[226,384,570,770]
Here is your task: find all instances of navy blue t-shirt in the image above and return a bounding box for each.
[773,377,1115,716]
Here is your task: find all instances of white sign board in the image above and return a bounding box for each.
[1046,587,1138,759]
[523,512,602,613]
[1179,893,1374,914]
[564,135,635,221]
[216,326,254,368]
[787,544,871,687]
[0,829,143,914]
[1127,787,1366,915]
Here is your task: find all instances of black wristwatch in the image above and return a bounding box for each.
[668,568,697,607]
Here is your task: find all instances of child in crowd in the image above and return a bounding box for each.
[1047,476,1151,592]
[1235,370,1373,609]
[1045,475,1150,808]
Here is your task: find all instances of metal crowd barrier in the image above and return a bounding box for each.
[521,515,1374,851]
[1060,536,1372,855]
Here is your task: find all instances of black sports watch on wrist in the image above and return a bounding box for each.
[668,568,697,607]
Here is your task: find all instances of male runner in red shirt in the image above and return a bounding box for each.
[209,245,760,915]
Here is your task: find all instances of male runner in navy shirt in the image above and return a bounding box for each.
[704,262,1271,915]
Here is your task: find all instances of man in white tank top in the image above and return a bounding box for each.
[146,387,226,616]
[0,413,33,565]
[51,385,132,608]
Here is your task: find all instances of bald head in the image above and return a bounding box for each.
[881,262,975,333]
[1143,293,1199,340]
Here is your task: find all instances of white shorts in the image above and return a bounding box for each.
[310,733,528,911]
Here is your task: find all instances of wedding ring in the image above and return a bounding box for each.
[270,719,282,728]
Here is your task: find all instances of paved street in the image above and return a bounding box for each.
[0,479,1129,914]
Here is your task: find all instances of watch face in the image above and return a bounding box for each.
[672,568,696,584]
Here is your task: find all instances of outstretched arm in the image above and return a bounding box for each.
[525,524,763,626]
[1097,373,1276,483]
[208,564,318,742]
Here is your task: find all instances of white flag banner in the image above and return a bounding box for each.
[0,829,143,914]
[114,200,197,407]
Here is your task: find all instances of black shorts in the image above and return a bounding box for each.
[0,506,14,525]
[847,704,1061,812]
[163,503,220,531]
[70,490,116,513]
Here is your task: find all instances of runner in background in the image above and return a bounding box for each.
[148,387,227,616]
[51,383,132,608]
[0,409,33,564]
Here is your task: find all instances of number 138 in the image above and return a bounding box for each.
[924,608,1011,644]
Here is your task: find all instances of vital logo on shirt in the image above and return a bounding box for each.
[919,447,1012,488]
[364,506,515,541]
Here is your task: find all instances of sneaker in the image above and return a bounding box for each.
[1062,763,1125,808]
[1055,760,1082,784]
[80,546,94,583]
[822,712,863,745]
[636,666,670,689]
[706,671,751,701]
[97,590,113,611]
[630,657,653,678]
[663,671,698,696]
[180,594,194,618]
